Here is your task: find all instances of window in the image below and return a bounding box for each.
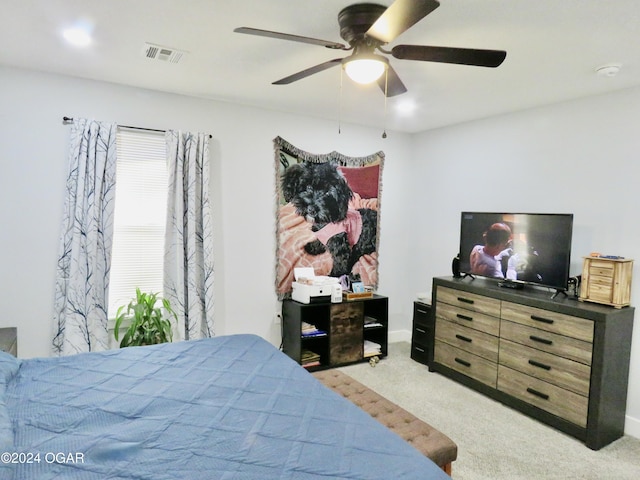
[107,129,167,318]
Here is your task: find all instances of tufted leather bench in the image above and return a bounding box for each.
[313,369,457,476]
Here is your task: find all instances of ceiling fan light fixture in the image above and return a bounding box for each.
[343,54,388,84]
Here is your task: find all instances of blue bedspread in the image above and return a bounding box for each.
[1,334,449,479]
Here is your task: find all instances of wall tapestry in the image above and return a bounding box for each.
[274,136,384,298]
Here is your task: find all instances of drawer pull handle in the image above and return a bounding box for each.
[415,346,425,353]
[526,387,550,401]
[528,359,551,371]
[455,334,473,343]
[531,315,554,325]
[417,309,428,314]
[415,328,427,334]
[457,297,474,305]
[529,335,553,346]
[454,357,471,367]
[456,314,473,322]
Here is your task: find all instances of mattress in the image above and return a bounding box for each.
[1,334,449,479]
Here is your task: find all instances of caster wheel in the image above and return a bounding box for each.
[369,356,380,367]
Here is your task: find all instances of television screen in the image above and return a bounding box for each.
[458,212,574,291]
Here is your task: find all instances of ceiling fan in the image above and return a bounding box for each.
[234,0,506,97]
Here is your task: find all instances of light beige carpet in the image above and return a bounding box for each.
[338,342,640,480]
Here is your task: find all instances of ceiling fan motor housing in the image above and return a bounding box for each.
[338,3,387,45]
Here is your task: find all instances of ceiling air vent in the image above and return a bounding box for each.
[142,42,188,64]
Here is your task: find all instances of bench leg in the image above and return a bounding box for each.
[442,462,452,477]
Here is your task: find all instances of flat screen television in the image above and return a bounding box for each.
[458,212,574,292]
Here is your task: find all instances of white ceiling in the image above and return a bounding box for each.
[2,0,639,133]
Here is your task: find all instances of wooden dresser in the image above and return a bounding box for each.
[431,276,634,450]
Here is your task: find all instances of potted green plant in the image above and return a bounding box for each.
[114,288,178,348]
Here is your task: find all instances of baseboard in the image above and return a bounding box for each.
[388,329,411,344]
[625,414,640,439]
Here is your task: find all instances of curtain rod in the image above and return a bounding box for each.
[62,116,212,138]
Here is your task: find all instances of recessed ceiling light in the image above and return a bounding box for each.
[395,99,417,115]
[63,26,92,47]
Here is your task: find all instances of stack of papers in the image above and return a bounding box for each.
[364,340,382,357]
[364,316,383,328]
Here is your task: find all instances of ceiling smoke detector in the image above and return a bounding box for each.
[595,64,621,77]
[142,42,188,64]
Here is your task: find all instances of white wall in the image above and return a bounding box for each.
[0,65,415,359]
[408,87,640,437]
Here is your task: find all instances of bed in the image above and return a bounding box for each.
[1,334,450,479]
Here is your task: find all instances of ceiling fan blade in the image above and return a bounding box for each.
[367,0,440,44]
[392,44,507,67]
[234,27,347,50]
[272,58,343,85]
[377,65,408,97]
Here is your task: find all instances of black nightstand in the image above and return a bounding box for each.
[410,301,433,368]
[282,296,388,371]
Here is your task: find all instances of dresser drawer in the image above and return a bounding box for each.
[413,322,431,345]
[587,259,615,278]
[501,302,594,343]
[436,301,500,336]
[413,302,432,325]
[500,320,592,365]
[436,287,501,317]
[436,320,498,362]
[498,365,588,427]
[434,340,497,388]
[411,322,432,364]
[411,341,431,365]
[585,281,614,303]
[499,339,591,396]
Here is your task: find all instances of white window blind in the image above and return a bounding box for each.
[108,129,167,317]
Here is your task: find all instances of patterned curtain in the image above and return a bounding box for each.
[164,131,215,341]
[52,118,117,355]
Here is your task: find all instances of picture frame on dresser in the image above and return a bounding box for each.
[430,276,634,450]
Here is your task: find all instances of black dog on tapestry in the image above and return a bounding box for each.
[282,161,377,277]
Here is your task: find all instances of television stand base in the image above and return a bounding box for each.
[551,289,568,300]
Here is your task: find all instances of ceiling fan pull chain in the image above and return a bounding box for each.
[338,67,343,134]
[382,69,388,139]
